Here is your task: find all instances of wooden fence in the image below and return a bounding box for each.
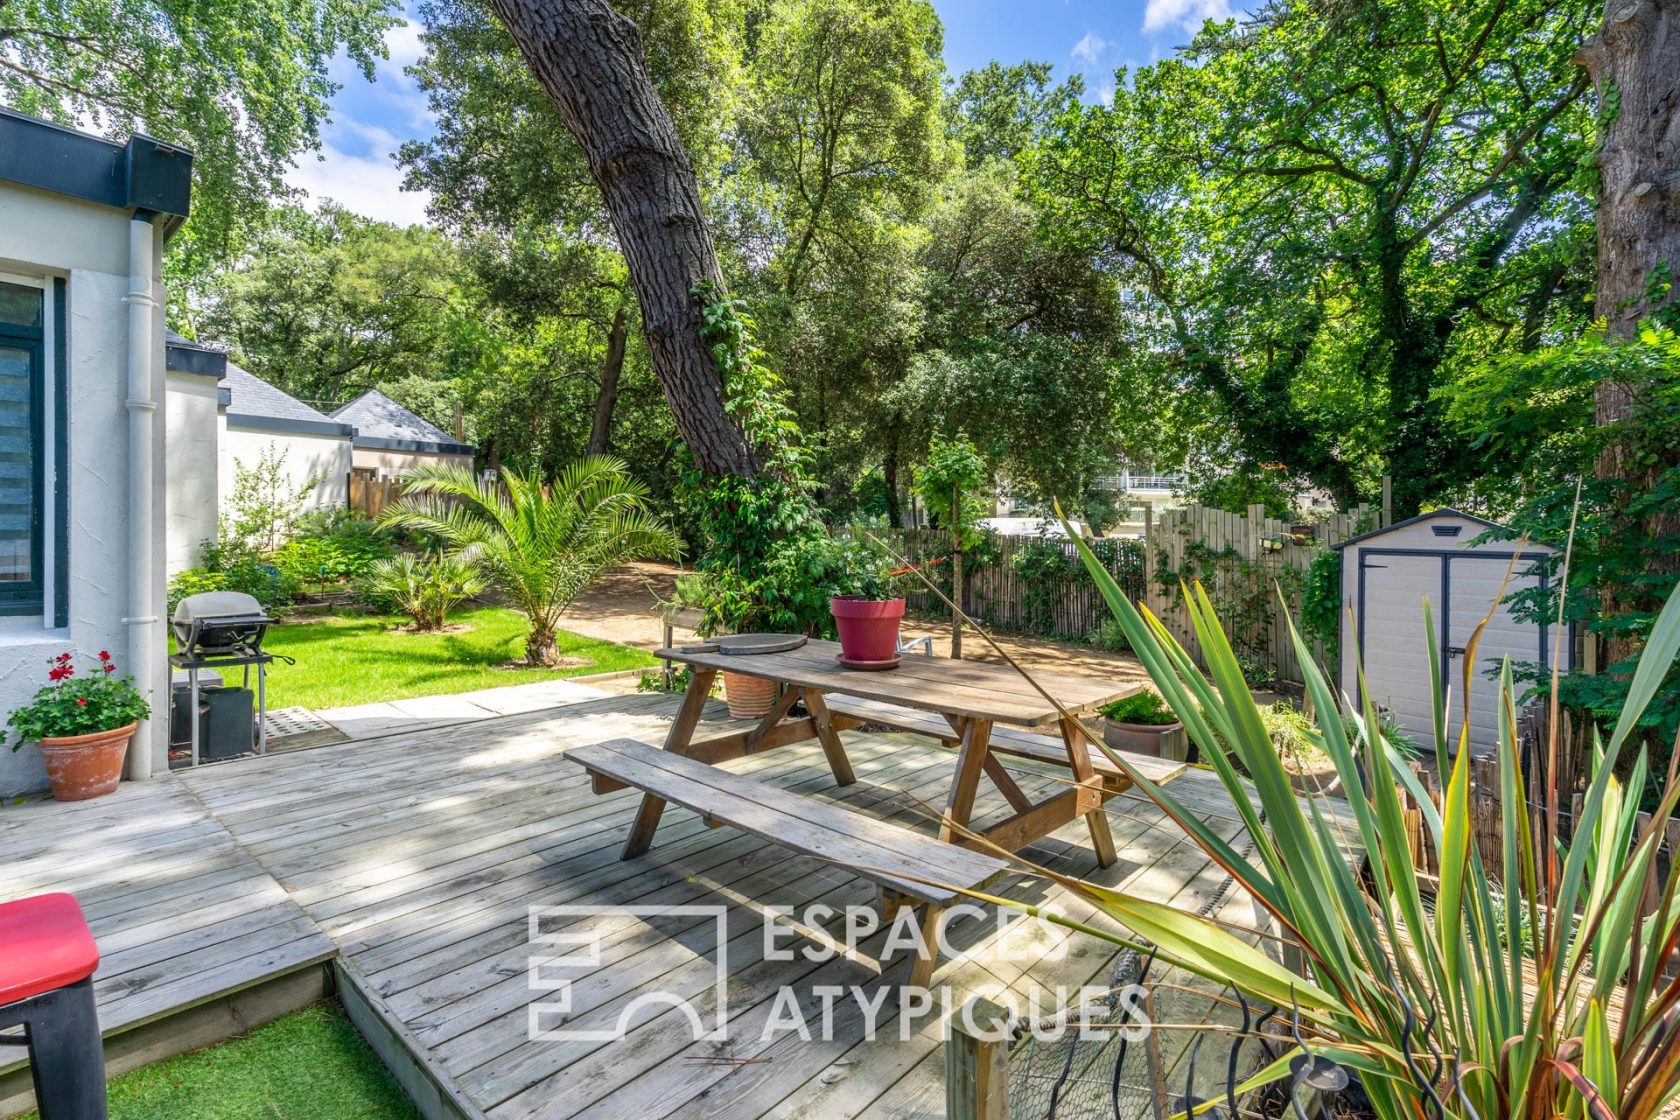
[349,476,404,519]
[1141,501,1384,683]
[880,496,1384,682]
[876,528,1147,644]
[1398,705,1680,925]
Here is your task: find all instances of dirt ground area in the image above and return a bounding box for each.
[560,560,1155,687]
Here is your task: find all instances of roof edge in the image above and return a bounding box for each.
[226,413,355,440]
[1331,507,1510,551]
[0,108,192,238]
[352,434,477,457]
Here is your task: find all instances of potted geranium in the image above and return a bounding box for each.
[1099,690,1188,760]
[2,651,150,801]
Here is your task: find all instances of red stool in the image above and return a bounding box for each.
[0,893,105,1119]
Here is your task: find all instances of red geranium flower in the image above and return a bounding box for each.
[98,650,111,661]
[47,666,71,681]
[103,664,115,673]
[75,698,87,707]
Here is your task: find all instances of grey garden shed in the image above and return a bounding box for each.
[1333,509,1565,757]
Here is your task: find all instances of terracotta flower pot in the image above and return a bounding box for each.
[1103,719,1188,761]
[830,596,906,664]
[35,721,137,801]
[723,672,779,719]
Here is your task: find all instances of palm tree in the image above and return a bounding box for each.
[382,458,679,666]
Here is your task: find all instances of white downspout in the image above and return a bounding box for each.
[123,214,158,781]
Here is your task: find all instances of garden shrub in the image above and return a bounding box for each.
[1099,690,1177,725]
[168,552,297,614]
[272,531,394,588]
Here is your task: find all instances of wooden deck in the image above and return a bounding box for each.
[0,688,1282,1119]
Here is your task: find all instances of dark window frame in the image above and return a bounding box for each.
[0,275,58,617]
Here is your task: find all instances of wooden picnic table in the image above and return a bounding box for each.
[620,638,1144,867]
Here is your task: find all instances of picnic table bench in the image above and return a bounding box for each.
[821,694,1187,794]
[568,738,1009,986]
[568,637,1176,984]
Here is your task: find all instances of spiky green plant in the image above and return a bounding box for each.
[955,520,1680,1120]
[381,458,679,665]
[356,552,484,632]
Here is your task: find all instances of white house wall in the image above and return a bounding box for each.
[350,446,474,479]
[0,184,170,795]
[221,425,351,513]
[165,371,219,573]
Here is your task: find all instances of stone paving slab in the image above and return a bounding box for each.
[317,679,612,741]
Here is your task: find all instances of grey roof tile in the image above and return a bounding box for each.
[332,390,472,452]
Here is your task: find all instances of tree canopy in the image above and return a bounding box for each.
[1,0,400,272]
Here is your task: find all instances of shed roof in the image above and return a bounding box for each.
[1330,507,1552,552]
[224,365,353,439]
[331,390,475,456]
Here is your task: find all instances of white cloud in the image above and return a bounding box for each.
[1143,0,1234,32]
[377,19,425,86]
[1097,82,1116,106]
[1071,31,1107,66]
[287,143,432,227]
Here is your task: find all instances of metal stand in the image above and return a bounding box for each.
[169,650,273,767]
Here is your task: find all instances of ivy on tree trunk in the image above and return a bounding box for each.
[485,0,761,478]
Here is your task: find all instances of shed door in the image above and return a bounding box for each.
[1444,553,1551,757]
[1356,553,1441,752]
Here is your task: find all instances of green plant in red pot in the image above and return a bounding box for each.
[828,535,919,668]
[2,651,150,801]
[1098,689,1188,760]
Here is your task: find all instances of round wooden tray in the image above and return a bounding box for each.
[715,633,809,656]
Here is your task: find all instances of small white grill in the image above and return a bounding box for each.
[171,591,274,660]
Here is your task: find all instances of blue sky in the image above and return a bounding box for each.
[286,0,1228,225]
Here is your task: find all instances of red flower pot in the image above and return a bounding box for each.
[830,596,906,664]
[35,721,136,801]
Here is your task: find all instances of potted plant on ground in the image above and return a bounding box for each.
[1098,689,1187,760]
[3,651,150,801]
[672,568,784,718]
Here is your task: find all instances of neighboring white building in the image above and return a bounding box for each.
[331,389,476,480]
[164,331,226,574]
[0,108,189,795]
[220,364,354,516]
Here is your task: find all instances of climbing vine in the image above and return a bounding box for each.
[1300,549,1342,672]
[1154,540,1305,684]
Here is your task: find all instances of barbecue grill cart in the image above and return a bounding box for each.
[169,591,279,766]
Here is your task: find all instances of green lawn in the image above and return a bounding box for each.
[259,606,656,709]
[25,1003,417,1120]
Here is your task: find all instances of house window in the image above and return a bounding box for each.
[0,275,64,617]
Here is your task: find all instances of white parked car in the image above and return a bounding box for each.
[975,516,1094,539]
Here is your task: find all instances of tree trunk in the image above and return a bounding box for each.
[950,483,963,660]
[487,0,760,478]
[526,620,560,666]
[1580,0,1680,343]
[588,299,629,456]
[1578,0,1680,664]
[882,422,902,529]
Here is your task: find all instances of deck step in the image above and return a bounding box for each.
[823,694,1187,789]
[566,738,1007,907]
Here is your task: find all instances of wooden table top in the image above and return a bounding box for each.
[657,638,1140,727]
